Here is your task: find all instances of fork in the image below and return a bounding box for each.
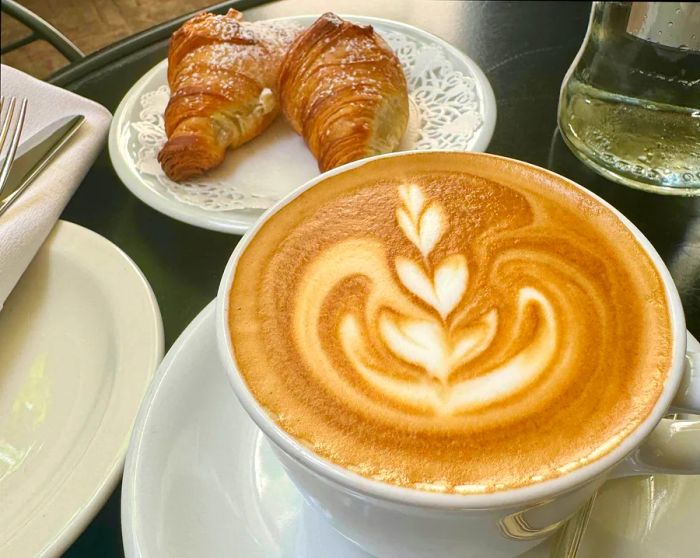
[0,96,28,198]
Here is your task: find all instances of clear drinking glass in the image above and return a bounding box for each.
[558,2,700,195]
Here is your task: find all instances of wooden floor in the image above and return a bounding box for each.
[1,0,213,79]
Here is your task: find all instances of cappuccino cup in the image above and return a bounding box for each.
[217,151,700,558]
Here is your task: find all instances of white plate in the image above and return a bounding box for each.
[109,14,497,234]
[0,221,163,557]
[122,302,700,558]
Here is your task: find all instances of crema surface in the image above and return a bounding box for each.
[229,153,671,494]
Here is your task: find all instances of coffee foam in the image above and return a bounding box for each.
[229,153,671,493]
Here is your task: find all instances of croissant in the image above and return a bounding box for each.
[159,9,301,181]
[278,13,409,172]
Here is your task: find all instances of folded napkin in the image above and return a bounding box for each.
[0,65,112,309]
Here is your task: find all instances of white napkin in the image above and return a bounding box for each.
[0,65,112,309]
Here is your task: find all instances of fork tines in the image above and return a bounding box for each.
[0,96,28,199]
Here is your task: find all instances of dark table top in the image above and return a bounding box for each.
[58,1,699,556]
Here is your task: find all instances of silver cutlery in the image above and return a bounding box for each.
[549,492,597,557]
[0,96,28,197]
[0,111,85,218]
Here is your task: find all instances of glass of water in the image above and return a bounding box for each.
[558,2,700,195]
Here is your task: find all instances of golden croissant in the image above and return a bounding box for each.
[278,13,409,172]
[158,9,300,181]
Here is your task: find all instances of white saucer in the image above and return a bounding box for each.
[109,14,497,234]
[0,220,163,557]
[122,301,699,558]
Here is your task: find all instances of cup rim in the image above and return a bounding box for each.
[216,150,687,510]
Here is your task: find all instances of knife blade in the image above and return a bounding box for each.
[0,114,85,218]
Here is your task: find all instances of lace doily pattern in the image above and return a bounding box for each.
[125,26,484,213]
[130,87,279,211]
[386,30,482,151]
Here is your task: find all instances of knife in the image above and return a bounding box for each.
[0,114,85,218]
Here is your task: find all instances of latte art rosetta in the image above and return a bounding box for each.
[295,183,557,415]
[229,153,671,493]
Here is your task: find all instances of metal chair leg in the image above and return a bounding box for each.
[1,0,84,62]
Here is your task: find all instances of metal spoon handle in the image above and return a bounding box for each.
[550,492,598,558]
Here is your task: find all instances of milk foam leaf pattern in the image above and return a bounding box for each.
[377,308,498,385]
[394,256,467,320]
[397,183,444,258]
[418,204,444,257]
[433,255,468,319]
[293,183,560,414]
[399,183,424,220]
[378,313,452,382]
[395,258,441,313]
[395,184,465,319]
[336,183,555,412]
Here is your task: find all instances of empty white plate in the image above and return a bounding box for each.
[0,220,163,557]
[122,301,700,558]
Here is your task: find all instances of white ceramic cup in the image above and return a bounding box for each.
[217,152,700,558]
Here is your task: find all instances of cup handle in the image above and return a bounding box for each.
[612,331,700,478]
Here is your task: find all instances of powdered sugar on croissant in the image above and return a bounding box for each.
[159,9,301,181]
[278,13,409,172]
